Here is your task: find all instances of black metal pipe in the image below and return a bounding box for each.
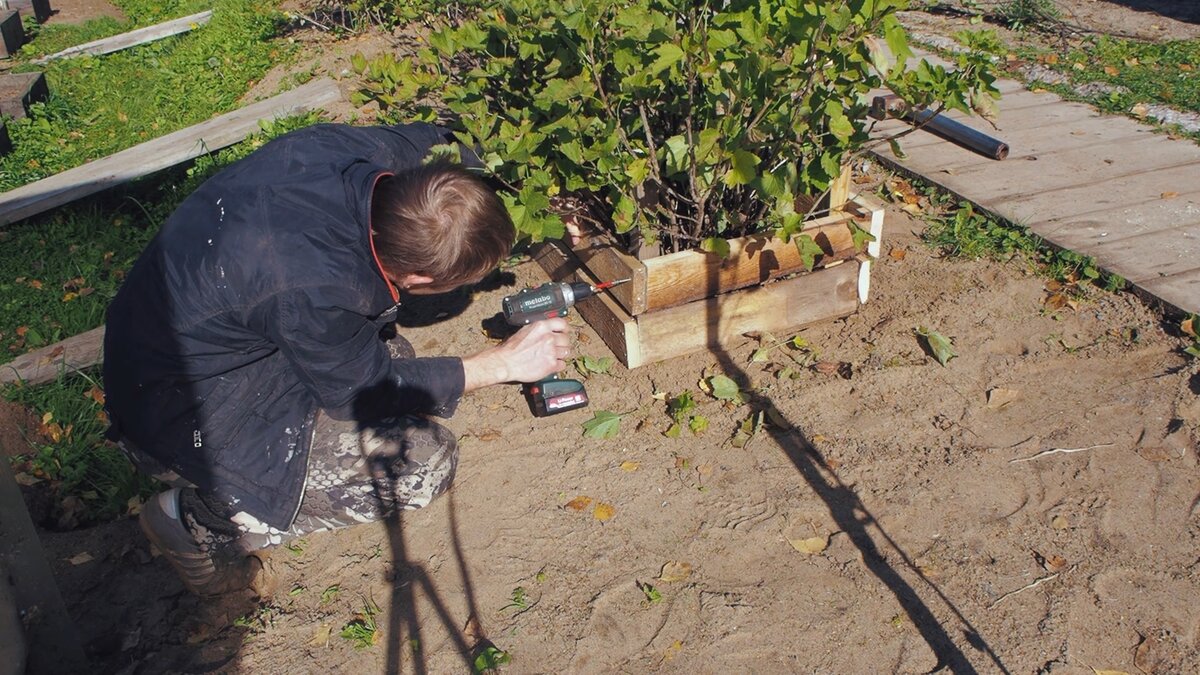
[908,108,1010,160]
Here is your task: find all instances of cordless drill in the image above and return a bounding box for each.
[501,279,628,417]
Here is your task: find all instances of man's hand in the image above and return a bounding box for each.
[462,318,573,392]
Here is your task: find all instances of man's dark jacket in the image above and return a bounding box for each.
[104,123,467,529]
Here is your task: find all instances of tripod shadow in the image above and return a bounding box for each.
[371,480,491,673]
[697,255,1006,673]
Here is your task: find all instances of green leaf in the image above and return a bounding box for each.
[688,415,709,434]
[700,237,731,258]
[915,326,956,366]
[667,391,697,421]
[825,102,854,143]
[664,423,682,438]
[849,222,876,250]
[723,149,760,186]
[473,645,511,673]
[350,52,368,74]
[707,375,740,401]
[582,411,623,438]
[887,138,908,160]
[750,347,770,363]
[883,16,914,65]
[662,135,689,175]
[794,234,825,272]
[648,42,686,75]
[625,157,650,185]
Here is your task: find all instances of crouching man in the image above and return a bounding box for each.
[103,123,572,595]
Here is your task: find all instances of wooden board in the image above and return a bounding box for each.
[533,239,861,369]
[32,10,213,64]
[641,210,859,313]
[569,238,648,315]
[0,326,103,386]
[0,77,341,227]
[634,260,860,367]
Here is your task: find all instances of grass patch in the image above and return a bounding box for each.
[19,0,214,58]
[1022,36,1200,114]
[889,175,1126,293]
[1,0,292,191]
[4,368,157,524]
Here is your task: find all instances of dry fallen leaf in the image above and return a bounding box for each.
[889,247,907,261]
[1043,553,1067,573]
[1051,515,1070,530]
[1160,191,1180,200]
[1103,65,1119,76]
[86,385,105,405]
[592,502,615,522]
[986,388,1020,410]
[1091,670,1130,675]
[1131,102,1150,118]
[663,640,684,661]
[658,561,693,583]
[463,615,484,644]
[476,429,501,441]
[788,535,829,555]
[67,552,93,565]
[619,460,640,472]
[1182,317,1196,337]
[309,623,333,647]
[564,496,592,511]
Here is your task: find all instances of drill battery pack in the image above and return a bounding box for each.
[525,377,589,417]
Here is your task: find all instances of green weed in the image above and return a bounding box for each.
[499,586,530,612]
[920,199,1124,292]
[995,0,1060,32]
[340,597,382,650]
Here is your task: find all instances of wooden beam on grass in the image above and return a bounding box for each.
[0,325,103,386]
[31,10,213,64]
[0,76,341,227]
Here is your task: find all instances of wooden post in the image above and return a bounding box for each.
[0,71,49,120]
[0,448,89,672]
[829,161,852,212]
[0,9,23,58]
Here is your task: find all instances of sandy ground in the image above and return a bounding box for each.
[9,1,1200,674]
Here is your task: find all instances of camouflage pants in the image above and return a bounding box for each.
[230,411,458,551]
[123,336,459,553]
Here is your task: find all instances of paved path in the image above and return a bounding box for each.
[868,74,1200,315]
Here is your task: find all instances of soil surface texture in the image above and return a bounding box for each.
[12,2,1200,674]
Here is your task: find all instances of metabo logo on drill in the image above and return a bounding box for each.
[521,294,555,310]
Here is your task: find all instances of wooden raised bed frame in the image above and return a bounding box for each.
[534,193,885,369]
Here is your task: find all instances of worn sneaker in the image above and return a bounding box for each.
[139,488,260,597]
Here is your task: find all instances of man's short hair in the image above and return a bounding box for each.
[371,161,515,289]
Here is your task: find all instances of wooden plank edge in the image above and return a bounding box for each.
[570,237,648,316]
[532,240,639,367]
[33,10,213,64]
[633,260,861,368]
[0,77,341,226]
[0,326,104,387]
[640,209,861,314]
